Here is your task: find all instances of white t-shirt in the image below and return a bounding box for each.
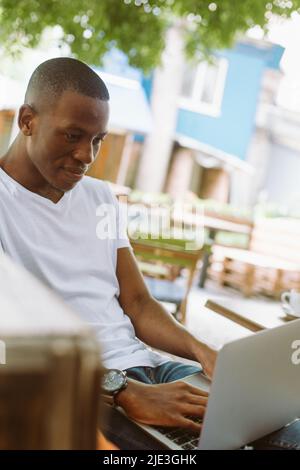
[0,167,167,369]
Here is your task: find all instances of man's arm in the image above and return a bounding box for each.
[116,247,216,378]
[114,247,217,430]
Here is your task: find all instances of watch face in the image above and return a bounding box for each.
[103,370,126,393]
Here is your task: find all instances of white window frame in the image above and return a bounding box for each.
[178,58,228,117]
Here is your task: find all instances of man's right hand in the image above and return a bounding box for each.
[114,379,209,433]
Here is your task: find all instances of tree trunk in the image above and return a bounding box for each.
[135,22,185,193]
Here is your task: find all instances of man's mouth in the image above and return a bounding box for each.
[63,167,86,181]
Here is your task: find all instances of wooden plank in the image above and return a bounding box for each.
[205,300,263,331]
[205,298,294,331]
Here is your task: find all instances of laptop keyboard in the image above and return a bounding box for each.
[154,417,202,450]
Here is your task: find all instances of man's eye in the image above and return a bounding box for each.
[93,138,102,146]
[65,133,80,142]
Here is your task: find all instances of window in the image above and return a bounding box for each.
[179,57,228,117]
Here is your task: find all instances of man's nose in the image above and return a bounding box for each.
[73,143,94,165]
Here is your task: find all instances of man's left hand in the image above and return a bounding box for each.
[194,343,218,380]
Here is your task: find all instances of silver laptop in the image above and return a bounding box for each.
[131,319,300,450]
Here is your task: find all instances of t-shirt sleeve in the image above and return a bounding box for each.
[104,183,132,250]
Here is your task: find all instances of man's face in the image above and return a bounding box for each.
[24,90,109,192]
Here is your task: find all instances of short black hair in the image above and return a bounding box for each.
[25,57,109,108]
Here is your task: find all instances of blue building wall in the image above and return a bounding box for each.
[101,43,284,160]
[234,42,284,70]
[176,50,266,160]
[143,43,283,160]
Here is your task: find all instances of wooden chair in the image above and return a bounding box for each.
[0,254,103,450]
[130,234,204,324]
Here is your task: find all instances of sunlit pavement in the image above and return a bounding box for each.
[160,280,279,365]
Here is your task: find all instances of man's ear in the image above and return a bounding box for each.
[18,104,36,136]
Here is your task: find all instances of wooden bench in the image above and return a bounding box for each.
[209,217,300,298]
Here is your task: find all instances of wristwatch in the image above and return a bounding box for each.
[102,369,128,406]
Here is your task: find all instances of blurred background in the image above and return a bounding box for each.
[2,1,300,343]
[2,1,300,214]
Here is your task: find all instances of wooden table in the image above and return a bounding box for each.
[172,212,252,287]
[172,212,252,234]
[205,297,297,331]
[128,205,253,288]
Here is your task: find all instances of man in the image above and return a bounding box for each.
[0,58,216,448]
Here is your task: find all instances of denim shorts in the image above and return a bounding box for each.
[125,360,202,384]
